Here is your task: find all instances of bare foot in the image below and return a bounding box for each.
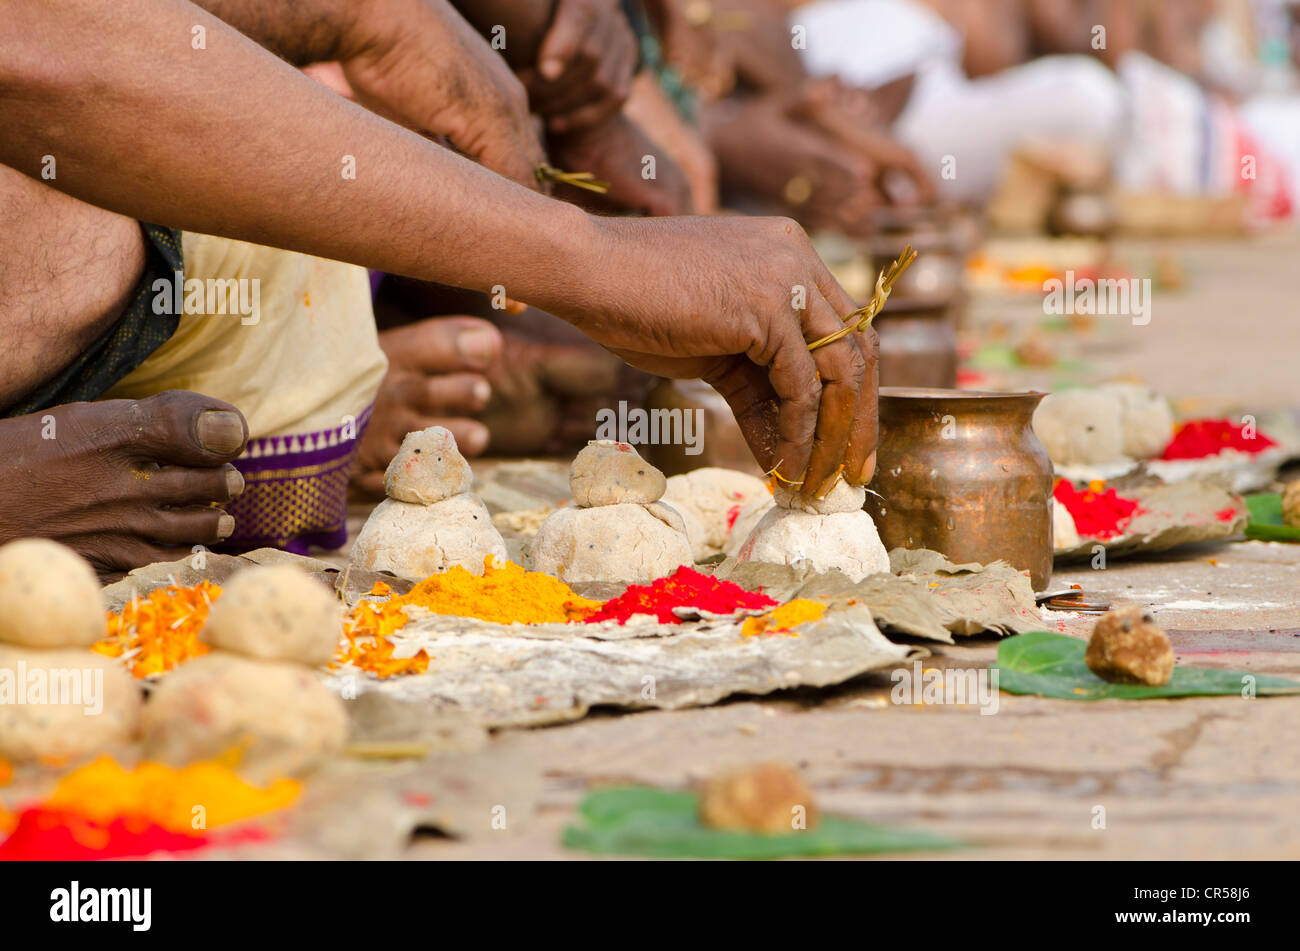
[352,316,501,499]
[0,390,248,572]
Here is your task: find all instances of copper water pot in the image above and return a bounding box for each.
[866,387,1053,590]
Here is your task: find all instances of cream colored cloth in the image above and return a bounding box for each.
[103,233,388,552]
[103,232,387,439]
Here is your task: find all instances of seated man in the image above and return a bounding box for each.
[0,0,878,573]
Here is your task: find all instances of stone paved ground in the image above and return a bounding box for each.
[397,235,1300,860]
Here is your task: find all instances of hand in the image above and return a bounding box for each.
[353,316,500,498]
[642,0,736,100]
[784,78,937,205]
[478,322,645,455]
[342,0,547,190]
[707,94,883,237]
[520,0,638,133]
[548,113,694,216]
[623,70,719,214]
[561,215,878,495]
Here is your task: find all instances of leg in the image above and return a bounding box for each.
[0,165,247,571]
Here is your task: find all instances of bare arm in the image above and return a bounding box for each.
[1,0,574,298]
[194,0,546,189]
[0,0,877,496]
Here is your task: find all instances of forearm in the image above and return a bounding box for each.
[190,0,365,65]
[0,0,592,309]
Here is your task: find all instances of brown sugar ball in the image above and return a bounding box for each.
[0,539,106,649]
[1281,480,1300,529]
[1085,606,1174,686]
[698,763,819,833]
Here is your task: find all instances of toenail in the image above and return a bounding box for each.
[216,514,236,540]
[198,411,246,455]
[225,467,245,499]
[456,328,499,368]
[472,379,491,405]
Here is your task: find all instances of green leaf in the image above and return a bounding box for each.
[996,631,1300,700]
[1244,493,1300,542]
[562,787,968,859]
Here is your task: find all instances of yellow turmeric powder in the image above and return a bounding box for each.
[339,561,602,678]
[43,755,300,833]
[741,599,827,637]
[360,560,602,627]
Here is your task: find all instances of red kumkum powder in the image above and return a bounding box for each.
[1053,480,1140,540]
[583,566,777,625]
[1160,419,1278,460]
[0,808,208,861]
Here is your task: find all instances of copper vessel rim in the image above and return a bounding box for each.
[879,387,1045,400]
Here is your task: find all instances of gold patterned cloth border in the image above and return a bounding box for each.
[223,406,371,554]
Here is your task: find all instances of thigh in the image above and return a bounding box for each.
[0,163,146,407]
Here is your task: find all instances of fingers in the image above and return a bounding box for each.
[416,417,490,457]
[125,505,236,546]
[144,464,245,506]
[801,297,866,498]
[382,315,502,375]
[705,358,783,474]
[537,345,623,397]
[759,320,822,489]
[115,391,248,466]
[68,534,197,574]
[389,372,492,417]
[841,326,880,485]
[548,16,635,131]
[814,263,877,487]
[532,0,636,132]
[537,0,592,81]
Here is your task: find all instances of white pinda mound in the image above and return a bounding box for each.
[663,467,772,560]
[1051,497,1081,551]
[0,539,141,762]
[735,480,889,582]
[351,426,507,581]
[1102,382,1174,460]
[1033,383,1174,467]
[528,441,692,583]
[1033,389,1127,467]
[143,563,347,772]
